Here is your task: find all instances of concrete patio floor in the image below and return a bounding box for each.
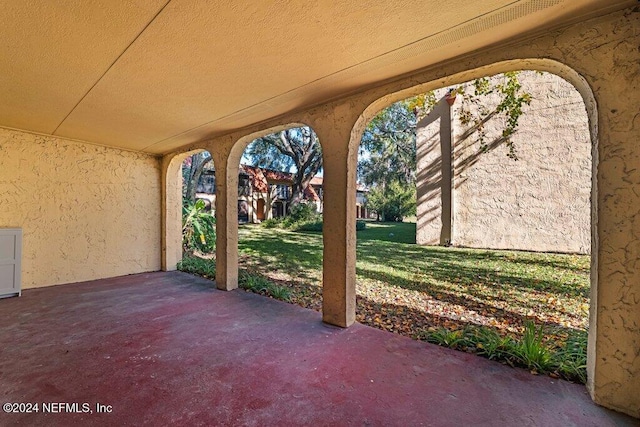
[0,271,637,426]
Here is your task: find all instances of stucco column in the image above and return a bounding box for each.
[587,39,640,415]
[161,154,185,271]
[311,103,360,327]
[212,146,238,291]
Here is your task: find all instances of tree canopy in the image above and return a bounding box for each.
[244,127,323,204]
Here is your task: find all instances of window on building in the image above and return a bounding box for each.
[271,183,290,200]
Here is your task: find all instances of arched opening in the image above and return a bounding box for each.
[162,148,215,273]
[351,61,596,386]
[227,124,325,307]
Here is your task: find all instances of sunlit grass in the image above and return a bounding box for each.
[237,222,589,335]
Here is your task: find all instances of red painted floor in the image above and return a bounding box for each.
[0,271,637,426]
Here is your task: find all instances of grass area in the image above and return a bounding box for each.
[181,221,590,382]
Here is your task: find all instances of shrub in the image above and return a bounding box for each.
[182,199,216,254]
[554,330,588,383]
[512,321,555,373]
[292,220,323,232]
[367,181,416,222]
[467,326,515,360]
[239,271,292,302]
[177,256,216,279]
[259,204,364,233]
[280,216,296,229]
[240,273,272,293]
[288,202,319,223]
[261,218,280,228]
[423,327,470,350]
[262,201,322,231]
[268,285,292,301]
[419,323,587,383]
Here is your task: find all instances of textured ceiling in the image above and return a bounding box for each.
[0,0,632,154]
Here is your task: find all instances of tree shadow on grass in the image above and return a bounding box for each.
[358,240,588,272]
[235,225,588,341]
[355,290,583,348]
[355,265,584,326]
[356,243,589,299]
[240,254,320,284]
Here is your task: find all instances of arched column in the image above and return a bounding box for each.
[161,149,206,271]
[308,103,365,327]
[582,36,640,416]
[205,138,238,291]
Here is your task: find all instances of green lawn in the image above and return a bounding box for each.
[238,222,588,336]
[183,221,591,381]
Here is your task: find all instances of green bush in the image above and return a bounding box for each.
[466,326,515,361]
[239,271,292,302]
[292,220,323,232]
[423,327,470,350]
[283,202,321,230]
[419,322,588,383]
[367,181,416,222]
[182,199,216,254]
[268,285,292,301]
[261,201,322,231]
[260,218,280,228]
[288,202,319,222]
[241,273,272,293]
[554,330,587,383]
[259,204,364,233]
[280,216,296,229]
[512,321,555,373]
[177,256,216,279]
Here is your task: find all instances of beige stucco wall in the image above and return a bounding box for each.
[454,72,591,253]
[0,127,161,288]
[417,71,591,253]
[416,101,447,246]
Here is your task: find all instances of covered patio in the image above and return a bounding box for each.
[1,272,635,426]
[1,0,639,421]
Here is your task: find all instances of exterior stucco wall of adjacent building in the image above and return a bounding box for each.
[454,72,591,253]
[0,127,162,288]
[417,71,591,253]
[416,101,447,246]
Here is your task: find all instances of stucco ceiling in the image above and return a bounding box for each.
[0,0,632,154]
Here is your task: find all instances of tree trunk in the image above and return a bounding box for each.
[185,155,212,204]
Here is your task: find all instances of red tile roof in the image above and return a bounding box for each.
[240,164,321,202]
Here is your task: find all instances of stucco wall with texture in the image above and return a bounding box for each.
[0,127,161,288]
[453,71,591,253]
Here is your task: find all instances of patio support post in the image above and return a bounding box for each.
[161,154,184,271]
[583,35,640,415]
[310,103,362,327]
[212,142,238,291]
